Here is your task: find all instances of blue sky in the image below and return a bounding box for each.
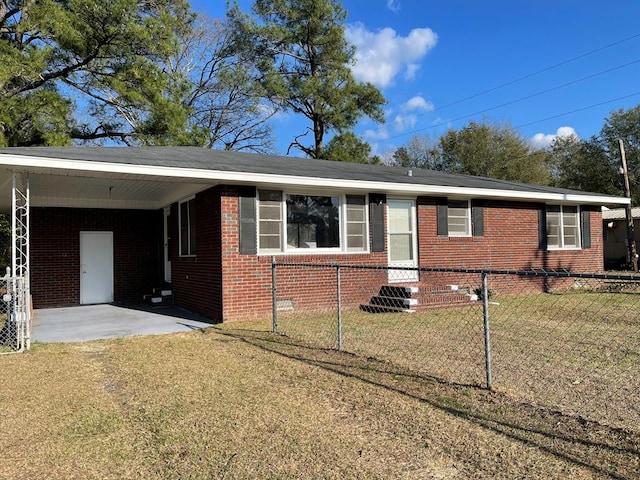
[191,0,640,159]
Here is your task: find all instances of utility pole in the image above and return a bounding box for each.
[618,139,638,272]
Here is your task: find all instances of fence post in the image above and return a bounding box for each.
[271,256,278,334]
[482,272,493,390]
[336,264,342,351]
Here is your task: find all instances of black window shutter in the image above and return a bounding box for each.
[581,208,591,249]
[436,198,448,236]
[472,200,484,236]
[370,193,386,252]
[238,186,257,255]
[538,205,548,250]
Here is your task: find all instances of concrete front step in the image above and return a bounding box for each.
[360,283,478,314]
[378,285,419,298]
[359,304,415,314]
[143,288,174,307]
[360,285,419,314]
[370,295,419,308]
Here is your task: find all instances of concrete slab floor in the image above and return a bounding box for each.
[31,303,216,343]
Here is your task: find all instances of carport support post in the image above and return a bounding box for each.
[336,264,342,351]
[271,256,278,334]
[482,272,493,390]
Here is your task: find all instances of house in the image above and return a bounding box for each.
[0,147,629,322]
[602,207,640,269]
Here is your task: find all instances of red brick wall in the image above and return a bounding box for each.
[168,187,223,321]
[217,193,604,321]
[30,192,605,322]
[416,198,604,293]
[30,207,162,308]
[218,187,388,321]
[416,198,603,272]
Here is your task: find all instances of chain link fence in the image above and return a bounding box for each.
[0,271,30,353]
[271,262,640,433]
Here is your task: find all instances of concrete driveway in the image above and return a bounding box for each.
[32,303,215,343]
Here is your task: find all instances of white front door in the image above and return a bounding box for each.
[80,231,114,304]
[387,199,418,283]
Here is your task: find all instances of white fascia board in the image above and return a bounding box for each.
[0,154,630,206]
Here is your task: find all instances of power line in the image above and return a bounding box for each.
[380,57,640,144]
[376,32,640,138]
[514,91,640,130]
[427,32,640,113]
[376,91,640,155]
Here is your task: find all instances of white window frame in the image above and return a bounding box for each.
[257,190,283,254]
[447,199,472,237]
[547,205,581,250]
[257,191,369,254]
[344,195,368,252]
[179,196,196,257]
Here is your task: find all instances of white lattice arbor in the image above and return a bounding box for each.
[10,173,30,350]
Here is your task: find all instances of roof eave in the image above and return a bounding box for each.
[0,154,630,206]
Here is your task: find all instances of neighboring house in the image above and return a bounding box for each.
[0,147,629,322]
[602,207,640,269]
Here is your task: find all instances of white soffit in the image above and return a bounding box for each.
[0,153,630,206]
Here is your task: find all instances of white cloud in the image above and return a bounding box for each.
[392,114,417,132]
[386,0,400,12]
[346,23,438,88]
[401,96,434,112]
[363,126,390,142]
[531,126,578,149]
[404,63,420,81]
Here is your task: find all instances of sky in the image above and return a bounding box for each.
[190,0,640,160]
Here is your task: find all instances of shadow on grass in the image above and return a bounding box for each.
[213,326,640,480]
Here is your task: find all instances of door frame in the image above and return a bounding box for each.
[80,231,114,304]
[386,198,419,283]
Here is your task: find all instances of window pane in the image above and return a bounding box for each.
[259,190,282,202]
[260,235,281,250]
[286,195,340,249]
[260,204,281,220]
[260,222,281,235]
[347,235,365,249]
[346,206,365,222]
[347,223,365,235]
[389,205,411,232]
[390,234,413,261]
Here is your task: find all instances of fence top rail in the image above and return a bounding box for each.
[272,261,640,282]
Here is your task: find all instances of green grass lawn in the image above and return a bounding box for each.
[2,326,638,479]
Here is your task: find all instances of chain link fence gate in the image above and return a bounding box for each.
[0,269,31,354]
[271,261,640,433]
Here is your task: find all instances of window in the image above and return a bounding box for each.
[346,195,367,251]
[447,200,471,236]
[546,205,580,249]
[287,194,339,248]
[179,198,196,256]
[258,190,282,252]
[257,191,367,253]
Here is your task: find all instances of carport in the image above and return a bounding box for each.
[32,303,214,343]
[0,148,223,350]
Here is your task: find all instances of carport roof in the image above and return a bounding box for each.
[0,146,630,211]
